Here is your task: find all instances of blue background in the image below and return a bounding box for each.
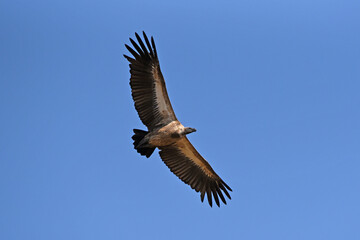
[1,0,360,239]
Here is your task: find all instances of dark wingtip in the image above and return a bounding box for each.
[200,191,205,202]
[151,36,157,58]
[212,188,220,207]
[125,44,140,59]
[129,38,144,56]
[142,31,154,57]
[216,188,227,205]
[207,189,212,207]
[123,54,134,62]
[219,184,231,200]
[221,180,232,192]
[125,44,131,51]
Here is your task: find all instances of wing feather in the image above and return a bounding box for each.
[143,32,154,56]
[159,137,232,207]
[125,32,177,129]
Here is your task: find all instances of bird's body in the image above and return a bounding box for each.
[124,32,232,207]
[147,120,186,146]
[134,120,184,148]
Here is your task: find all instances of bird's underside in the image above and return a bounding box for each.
[124,31,232,207]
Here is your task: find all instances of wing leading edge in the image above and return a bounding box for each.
[124,32,177,130]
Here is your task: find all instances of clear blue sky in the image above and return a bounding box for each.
[1,0,360,239]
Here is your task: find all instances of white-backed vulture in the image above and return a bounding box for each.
[124,32,232,207]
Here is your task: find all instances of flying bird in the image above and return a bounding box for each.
[124,32,232,207]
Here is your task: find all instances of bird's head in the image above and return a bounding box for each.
[184,127,197,135]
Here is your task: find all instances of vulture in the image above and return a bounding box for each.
[124,32,232,207]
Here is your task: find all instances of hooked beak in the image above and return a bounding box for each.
[185,127,197,134]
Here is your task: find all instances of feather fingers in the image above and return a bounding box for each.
[129,38,145,57]
[135,32,150,60]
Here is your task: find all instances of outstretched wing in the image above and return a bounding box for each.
[124,32,177,130]
[159,137,232,207]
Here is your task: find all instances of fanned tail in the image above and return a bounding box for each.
[132,129,155,158]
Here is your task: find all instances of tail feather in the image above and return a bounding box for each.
[132,129,155,158]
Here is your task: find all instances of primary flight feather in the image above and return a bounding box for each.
[124,32,232,207]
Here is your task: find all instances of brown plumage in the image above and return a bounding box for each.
[124,32,232,207]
